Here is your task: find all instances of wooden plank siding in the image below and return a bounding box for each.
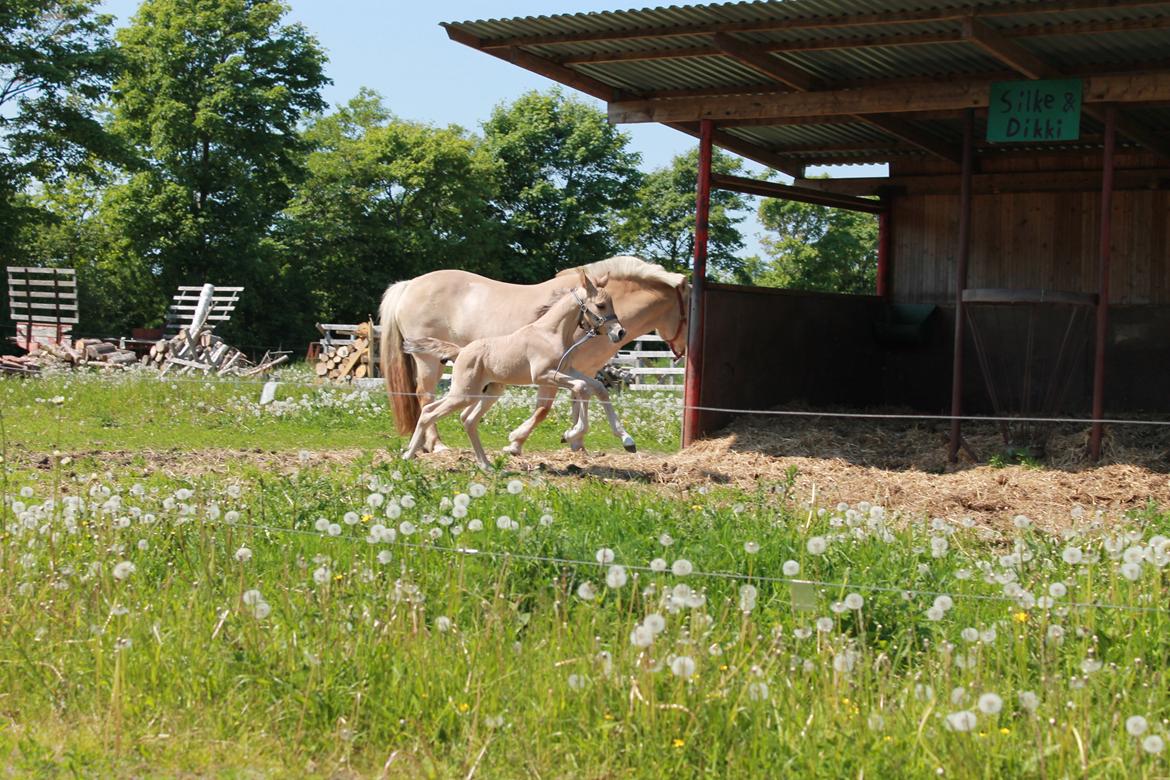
[889,188,1170,304]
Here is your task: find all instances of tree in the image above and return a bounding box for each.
[482,89,642,282]
[0,0,124,258]
[615,147,747,279]
[108,0,329,344]
[754,194,878,294]
[17,171,161,336]
[278,90,504,329]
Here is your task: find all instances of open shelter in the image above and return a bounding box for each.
[443,0,1170,459]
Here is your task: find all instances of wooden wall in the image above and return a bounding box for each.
[888,153,1170,304]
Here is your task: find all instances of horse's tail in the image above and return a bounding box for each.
[403,337,462,363]
[379,281,419,435]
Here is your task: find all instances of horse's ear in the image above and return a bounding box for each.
[577,268,589,290]
[594,273,609,288]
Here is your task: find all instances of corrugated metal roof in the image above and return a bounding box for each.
[444,0,1170,169]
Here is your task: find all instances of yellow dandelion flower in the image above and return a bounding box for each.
[458,702,469,713]
[691,505,703,511]
[604,713,614,721]
[672,738,685,748]
[361,514,372,523]
[334,574,343,581]
[719,664,729,671]
[1013,612,1028,623]
[999,727,1011,735]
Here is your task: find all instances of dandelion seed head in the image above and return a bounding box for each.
[1127,715,1149,736]
[670,655,696,678]
[782,559,800,577]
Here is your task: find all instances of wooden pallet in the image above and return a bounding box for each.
[7,266,77,350]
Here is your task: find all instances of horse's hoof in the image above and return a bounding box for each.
[622,434,637,453]
[502,442,522,456]
[431,443,450,454]
[401,450,415,461]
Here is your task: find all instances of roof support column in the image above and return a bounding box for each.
[683,118,714,447]
[948,108,975,463]
[877,206,891,299]
[1089,106,1117,461]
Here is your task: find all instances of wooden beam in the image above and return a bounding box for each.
[608,71,1170,124]
[711,33,962,163]
[458,1,1167,50]
[555,15,1170,66]
[710,172,886,214]
[793,167,1170,195]
[857,114,962,164]
[667,122,806,178]
[710,33,823,91]
[445,27,620,102]
[963,18,1170,160]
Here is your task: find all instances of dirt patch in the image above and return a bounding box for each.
[19,414,1170,531]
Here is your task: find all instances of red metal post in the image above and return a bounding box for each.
[1089,106,1116,461]
[876,206,891,299]
[948,109,975,462]
[682,118,714,447]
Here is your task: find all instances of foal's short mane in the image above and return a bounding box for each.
[557,256,685,289]
[534,287,573,320]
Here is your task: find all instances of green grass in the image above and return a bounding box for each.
[2,371,1170,777]
[0,367,683,455]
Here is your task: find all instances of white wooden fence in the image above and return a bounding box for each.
[610,333,685,391]
[315,325,684,390]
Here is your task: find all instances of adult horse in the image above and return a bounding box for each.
[379,256,688,455]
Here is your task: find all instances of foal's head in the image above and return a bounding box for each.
[576,269,626,344]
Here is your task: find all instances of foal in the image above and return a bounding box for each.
[401,270,637,469]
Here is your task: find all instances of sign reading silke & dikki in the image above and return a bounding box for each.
[987,79,1083,143]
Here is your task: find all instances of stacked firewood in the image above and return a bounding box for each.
[315,322,374,382]
[148,326,288,377]
[1,339,138,375]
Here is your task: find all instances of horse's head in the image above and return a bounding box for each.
[655,279,690,359]
[576,269,626,344]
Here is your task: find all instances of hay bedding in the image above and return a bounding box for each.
[27,415,1170,531]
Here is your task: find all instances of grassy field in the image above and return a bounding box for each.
[3,371,1170,777]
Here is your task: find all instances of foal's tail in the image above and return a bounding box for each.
[379,281,419,435]
[403,337,462,363]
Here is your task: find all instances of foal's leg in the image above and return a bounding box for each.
[552,369,637,453]
[463,384,502,469]
[503,385,557,456]
[411,353,448,453]
[402,393,471,460]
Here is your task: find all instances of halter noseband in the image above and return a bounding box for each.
[570,288,618,336]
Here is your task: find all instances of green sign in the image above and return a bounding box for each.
[987,79,1082,143]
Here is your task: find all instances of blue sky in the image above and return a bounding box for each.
[97,0,882,258]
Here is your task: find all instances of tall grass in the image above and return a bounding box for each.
[2,438,1169,777]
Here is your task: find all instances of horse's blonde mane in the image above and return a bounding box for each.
[558,256,685,289]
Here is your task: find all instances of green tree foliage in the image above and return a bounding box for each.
[754,194,878,294]
[17,172,160,336]
[108,0,328,344]
[0,0,124,258]
[482,89,642,282]
[615,147,747,279]
[279,90,504,328]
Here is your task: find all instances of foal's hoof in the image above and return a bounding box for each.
[621,434,637,453]
[502,442,522,456]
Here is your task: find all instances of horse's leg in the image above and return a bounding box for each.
[411,353,448,453]
[563,370,637,453]
[402,394,469,460]
[536,371,596,452]
[503,385,557,456]
[463,385,502,469]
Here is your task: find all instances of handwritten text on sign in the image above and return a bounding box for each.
[987,79,1082,143]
